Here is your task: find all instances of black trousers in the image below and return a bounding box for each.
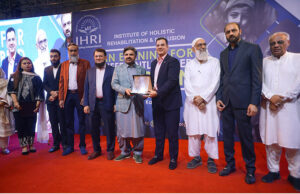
[14,112,37,147]
[47,102,67,148]
[153,104,180,161]
[64,92,86,149]
[221,102,256,174]
[90,99,115,152]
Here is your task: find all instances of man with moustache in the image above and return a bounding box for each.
[59,43,90,156]
[111,46,146,164]
[2,27,22,79]
[83,48,116,160]
[259,32,300,191]
[216,22,262,184]
[183,38,220,173]
[59,13,72,62]
[148,37,182,170]
[43,49,66,153]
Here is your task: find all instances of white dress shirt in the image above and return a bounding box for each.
[68,62,78,90]
[96,65,106,98]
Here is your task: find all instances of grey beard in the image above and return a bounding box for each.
[195,50,208,61]
[69,55,79,63]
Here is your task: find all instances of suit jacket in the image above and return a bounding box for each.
[216,40,263,109]
[111,63,146,113]
[59,58,90,102]
[150,54,182,111]
[43,65,61,105]
[1,53,22,79]
[83,65,116,112]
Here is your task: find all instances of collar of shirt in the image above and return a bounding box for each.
[157,53,167,63]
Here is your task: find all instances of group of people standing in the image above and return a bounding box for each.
[0,22,299,191]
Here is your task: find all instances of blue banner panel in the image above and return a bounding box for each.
[72,0,300,140]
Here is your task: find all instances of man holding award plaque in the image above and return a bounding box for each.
[148,37,182,170]
[111,46,146,164]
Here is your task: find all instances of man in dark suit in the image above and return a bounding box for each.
[83,48,116,160]
[43,49,66,153]
[148,37,182,170]
[216,22,263,184]
[59,43,90,156]
[2,27,22,79]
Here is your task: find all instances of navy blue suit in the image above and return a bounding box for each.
[83,65,116,153]
[43,65,66,148]
[2,53,22,79]
[150,54,182,161]
[216,40,263,174]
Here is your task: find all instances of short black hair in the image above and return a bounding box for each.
[224,22,241,32]
[123,46,137,56]
[50,49,61,56]
[94,48,107,56]
[156,37,168,45]
[6,27,16,39]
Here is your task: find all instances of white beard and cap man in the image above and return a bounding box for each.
[183,37,221,173]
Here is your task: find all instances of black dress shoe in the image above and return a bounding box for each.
[148,156,163,165]
[22,151,29,155]
[88,151,101,160]
[288,174,300,191]
[261,171,280,183]
[219,166,236,176]
[48,146,60,153]
[169,159,177,170]
[245,173,256,184]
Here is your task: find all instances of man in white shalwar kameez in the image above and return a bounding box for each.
[260,32,300,191]
[183,38,220,173]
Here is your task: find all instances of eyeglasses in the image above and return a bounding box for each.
[69,49,78,52]
[270,40,285,46]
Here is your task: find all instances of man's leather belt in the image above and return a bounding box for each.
[96,97,103,101]
[67,89,78,94]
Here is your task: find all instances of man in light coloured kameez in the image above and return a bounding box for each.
[184,38,220,173]
[111,46,146,164]
[260,32,300,191]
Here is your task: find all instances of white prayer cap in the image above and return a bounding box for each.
[191,38,205,47]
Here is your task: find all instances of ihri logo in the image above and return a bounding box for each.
[75,15,102,46]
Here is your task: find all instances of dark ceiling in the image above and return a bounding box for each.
[0,0,154,20]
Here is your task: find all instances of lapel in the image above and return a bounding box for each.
[65,60,70,83]
[157,54,169,83]
[55,65,61,82]
[223,49,229,74]
[230,40,244,73]
[91,66,97,90]
[103,65,109,84]
[76,59,81,81]
[47,66,55,81]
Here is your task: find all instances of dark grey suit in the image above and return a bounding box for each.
[216,40,263,174]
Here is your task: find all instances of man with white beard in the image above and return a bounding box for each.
[34,29,50,79]
[183,38,220,173]
[260,32,300,191]
[59,43,90,156]
[34,29,51,144]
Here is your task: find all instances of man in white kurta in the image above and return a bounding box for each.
[183,38,220,173]
[260,32,300,191]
